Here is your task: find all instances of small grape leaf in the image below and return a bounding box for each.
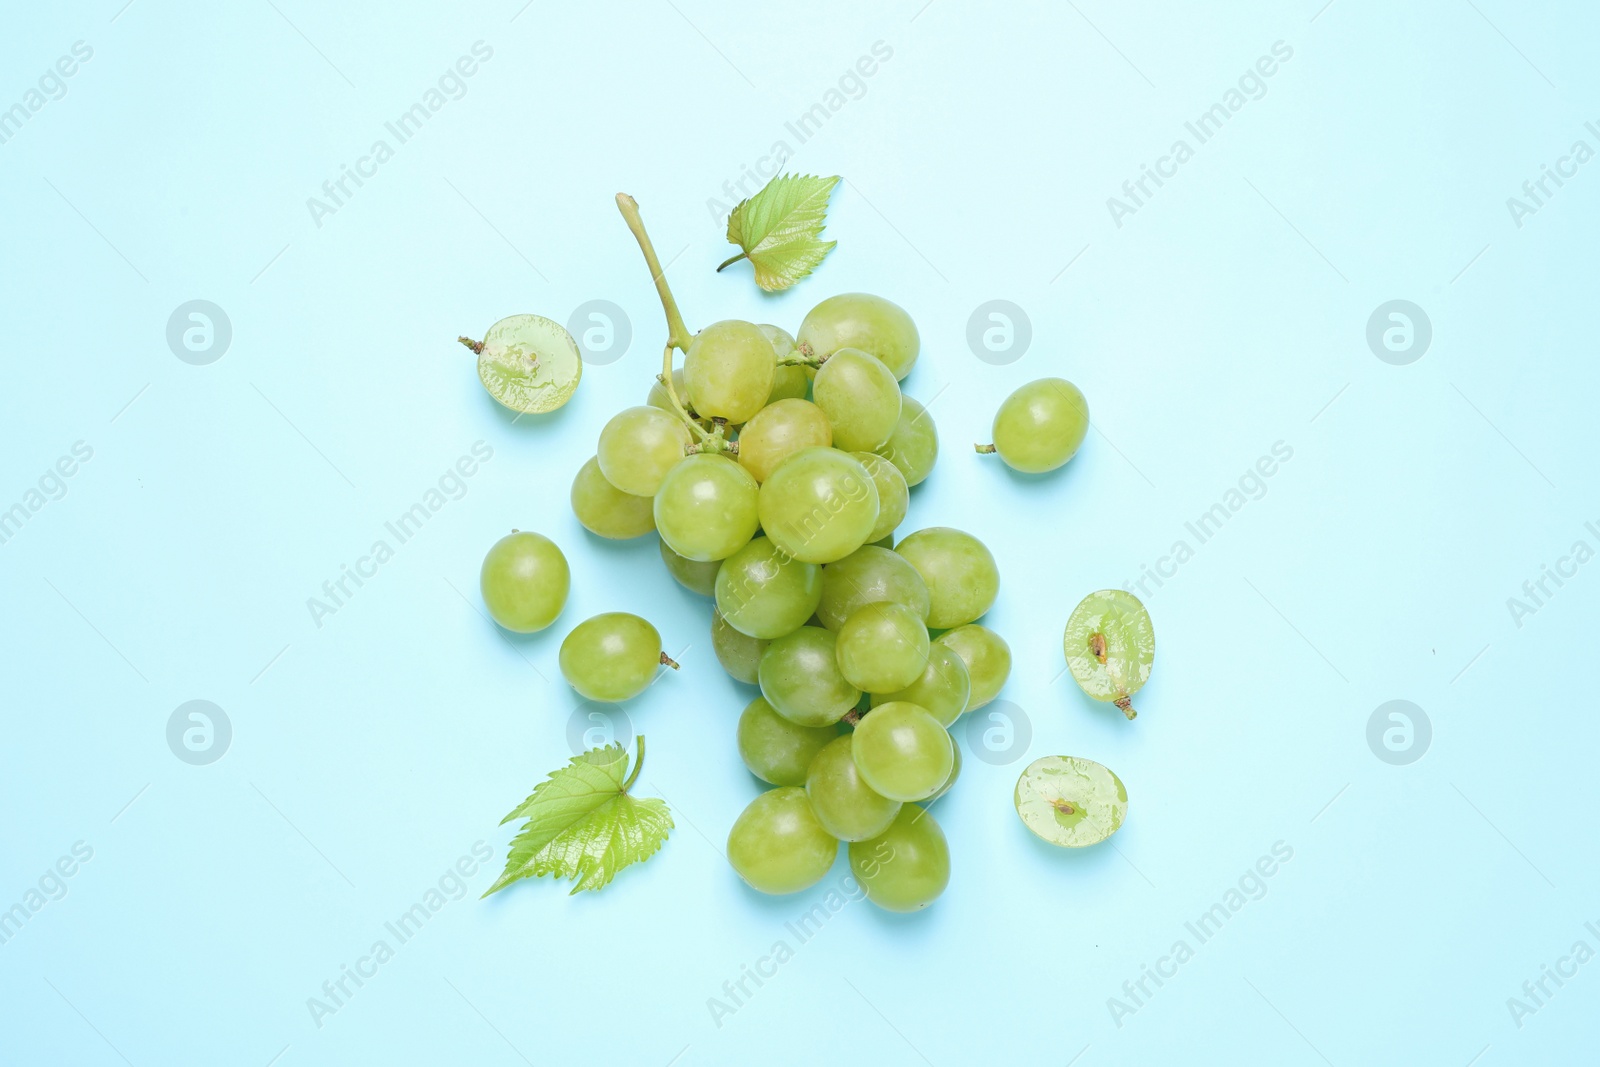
[483,740,672,896]
[720,173,840,292]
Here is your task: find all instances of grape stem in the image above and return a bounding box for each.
[974,443,996,454]
[659,651,680,670]
[1113,696,1137,720]
[622,735,647,792]
[458,336,484,354]
[841,708,862,726]
[715,251,748,272]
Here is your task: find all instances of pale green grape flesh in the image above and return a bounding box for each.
[1014,755,1128,847]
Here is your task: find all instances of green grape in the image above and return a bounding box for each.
[597,406,692,497]
[737,399,832,484]
[870,643,970,727]
[646,368,691,414]
[1064,589,1154,719]
[805,735,901,841]
[758,447,879,564]
[659,538,719,596]
[835,602,930,694]
[895,527,999,629]
[715,536,823,640]
[848,805,950,912]
[934,624,1011,711]
[570,457,655,540]
[851,452,908,543]
[558,612,671,701]
[738,696,836,786]
[712,608,767,684]
[874,396,938,487]
[926,742,962,803]
[980,378,1089,474]
[797,293,921,380]
[758,626,861,727]
[467,314,582,414]
[727,787,838,895]
[685,319,776,424]
[760,324,810,403]
[869,533,895,549]
[811,348,901,452]
[479,530,569,633]
[1014,755,1127,847]
[654,454,760,562]
[850,701,952,802]
[815,545,931,630]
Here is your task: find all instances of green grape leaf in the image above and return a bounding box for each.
[484,739,672,896]
[720,173,840,292]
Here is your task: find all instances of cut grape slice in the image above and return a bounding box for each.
[1013,756,1127,847]
[469,314,582,414]
[1063,590,1154,719]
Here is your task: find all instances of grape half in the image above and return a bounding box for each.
[654,454,760,562]
[1014,756,1127,847]
[738,697,837,787]
[895,527,999,629]
[726,787,838,895]
[558,612,671,702]
[798,293,921,380]
[848,806,949,912]
[715,536,823,639]
[851,701,952,802]
[479,530,569,633]
[981,378,1089,474]
[470,314,581,414]
[934,625,1011,711]
[685,319,776,424]
[571,457,655,540]
[758,447,879,564]
[1064,589,1154,719]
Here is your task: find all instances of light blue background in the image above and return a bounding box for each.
[2,1,1596,1064]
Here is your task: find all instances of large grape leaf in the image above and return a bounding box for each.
[721,174,840,292]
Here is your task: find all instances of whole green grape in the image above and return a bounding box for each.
[815,545,931,630]
[758,447,879,564]
[558,612,670,701]
[470,314,582,414]
[805,735,901,841]
[760,324,809,404]
[715,536,822,640]
[851,452,908,544]
[812,348,901,452]
[654,454,760,562]
[570,457,655,540]
[850,701,952,802]
[797,293,921,380]
[726,787,838,895]
[685,319,776,424]
[1064,590,1154,719]
[981,378,1089,473]
[758,626,861,727]
[479,530,569,633]
[849,805,950,912]
[659,538,719,596]
[873,396,938,487]
[738,697,837,786]
[596,405,691,497]
[934,624,1011,711]
[1014,755,1127,847]
[895,527,999,629]
[926,741,962,803]
[870,643,970,727]
[712,608,767,684]
[737,399,832,484]
[646,368,690,414]
[835,602,930,694]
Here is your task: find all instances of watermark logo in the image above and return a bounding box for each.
[167,300,232,365]
[167,700,232,765]
[966,300,1031,365]
[963,699,1031,765]
[566,702,633,755]
[567,300,631,365]
[1366,700,1430,765]
[1366,300,1430,365]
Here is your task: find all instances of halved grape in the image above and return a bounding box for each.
[760,325,809,403]
[798,293,921,380]
[870,643,969,727]
[597,406,692,497]
[851,452,908,544]
[685,319,776,424]
[1014,756,1127,847]
[758,447,879,564]
[835,602,930,694]
[469,314,581,414]
[816,545,931,630]
[654,454,759,562]
[737,399,831,484]
[806,735,901,841]
[851,701,952,802]
[895,527,999,629]
[848,806,949,912]
[479,530,569,633]
[659,539,719,596]
[558,612,672,702]
[1064,589,1154,719]
[712,608,767,684]
[812,348,901,452]
[571,457,655,540]
[738,697,837,787]
[727,787,838,895]
[715,536,822,639]
[980,377,1089,474]
[934,625,1010,711]
[874,396,938,487]
[758,626,860,727]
